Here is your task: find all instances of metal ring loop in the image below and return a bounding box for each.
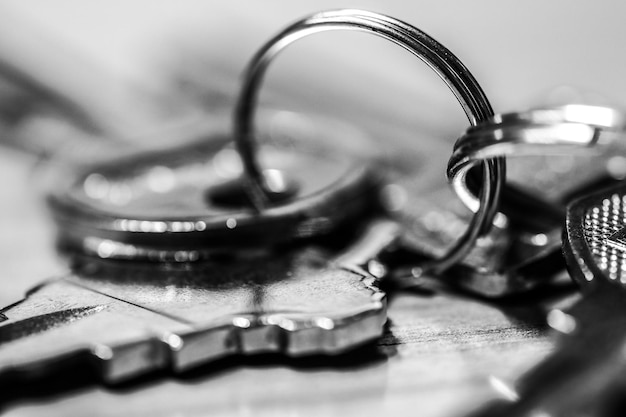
[233,9,504,273]
[448,104,626,213]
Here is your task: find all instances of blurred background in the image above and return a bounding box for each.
[2,0,624,145]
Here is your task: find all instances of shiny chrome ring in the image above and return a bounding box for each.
[233,9,503,273]
[449,104,626,213]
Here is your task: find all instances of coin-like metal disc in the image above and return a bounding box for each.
[48,132,377,261]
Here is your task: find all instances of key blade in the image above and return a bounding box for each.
[66,226,389,364]
[385,187,567,296]
[0,223,389,386]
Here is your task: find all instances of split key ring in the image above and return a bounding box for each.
[233,9,504,273]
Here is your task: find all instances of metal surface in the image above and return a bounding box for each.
[564,184,626,287]
[0,219,393,385]
[233,9,503,274]
[47,115,377,261]
[383,188,567,297]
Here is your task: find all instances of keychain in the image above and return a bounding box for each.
[413,104,626,296]
[0,8,501,385]
[448,104,625,268]
[0,8,618,396]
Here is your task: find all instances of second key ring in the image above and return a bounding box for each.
[233,9,504,273]
[449,104,626,213]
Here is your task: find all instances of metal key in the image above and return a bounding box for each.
[0,219,394,388]
[368,133,585,297]
[465,183,626,416]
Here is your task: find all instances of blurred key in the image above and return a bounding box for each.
[466,182,626,416]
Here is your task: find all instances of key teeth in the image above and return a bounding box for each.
[172,299,387,374]
[1,307,388,385]
[92,339,172,384]
[50,285,386,384]
[169,274,387,374]
[87,303,388,383]
[0,268,387,385]
[2,314,388,385]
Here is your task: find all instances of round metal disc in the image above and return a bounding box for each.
[48,133,378,262]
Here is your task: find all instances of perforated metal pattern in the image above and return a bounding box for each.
[584,193,626,283]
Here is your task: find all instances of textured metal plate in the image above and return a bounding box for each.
[564,183,626,288]
[47,127,377,261]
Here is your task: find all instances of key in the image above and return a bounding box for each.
[464,183,626,416]
[379,186,518,295]
[0,219,394,387]
[299,124,565,297]
[371,143,578,297]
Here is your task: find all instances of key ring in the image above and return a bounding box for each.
[233,9,504,273]
[448,104,626,212]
